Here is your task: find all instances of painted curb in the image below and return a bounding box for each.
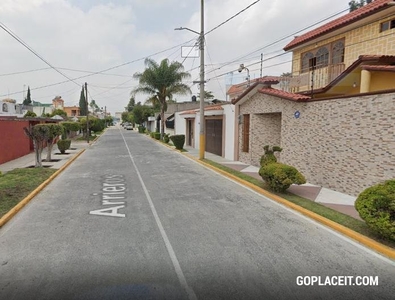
[0,149,86,228]
[182,153,395,260]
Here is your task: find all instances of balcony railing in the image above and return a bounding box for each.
[284,63,345,93]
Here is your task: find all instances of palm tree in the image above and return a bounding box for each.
[132,58,191,139]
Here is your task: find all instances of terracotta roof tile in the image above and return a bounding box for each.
[204,105,223,111]
[361,65,395,72]
[284,0,394,51]
[180,109,198,115]
[227,76,281,95]
[259,88,311,102]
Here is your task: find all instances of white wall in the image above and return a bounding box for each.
[174,112,187,135]
[223,104,236,160]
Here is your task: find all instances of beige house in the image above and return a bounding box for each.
[232,1,395,196]
[286,0,395,95]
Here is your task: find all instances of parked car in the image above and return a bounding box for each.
[125,124,133,130]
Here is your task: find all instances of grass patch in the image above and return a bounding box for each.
[202,159,395,248]
[0,168,57,218]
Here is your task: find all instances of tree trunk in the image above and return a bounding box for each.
[46,139,53,162]
[160,108,165,140]
[34,141,43,168]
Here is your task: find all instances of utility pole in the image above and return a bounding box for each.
[85,82,89,143]
[260,53,263,78]
[174,0,205,159]
[198,0,205,160]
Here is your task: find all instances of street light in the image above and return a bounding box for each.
[175,0,205,160]
[238,64,250,87]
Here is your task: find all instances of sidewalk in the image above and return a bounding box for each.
[183,146,361,221]
[0,140,90,174]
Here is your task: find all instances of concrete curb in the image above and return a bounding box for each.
[182,153,395,260]
[0,149,86,228]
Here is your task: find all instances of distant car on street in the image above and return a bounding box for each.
[125,124,133,130]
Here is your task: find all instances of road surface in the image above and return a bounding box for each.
[1,127,394,299]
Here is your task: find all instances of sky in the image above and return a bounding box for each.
[0,0,351,115]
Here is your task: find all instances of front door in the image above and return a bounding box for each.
[205,119,223,156]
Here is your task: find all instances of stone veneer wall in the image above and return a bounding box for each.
[238,92,395,196]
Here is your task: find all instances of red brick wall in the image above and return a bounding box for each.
[0,119,32,164]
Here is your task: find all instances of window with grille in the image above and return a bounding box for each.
[242,114,250,153]
[332,41,345,64]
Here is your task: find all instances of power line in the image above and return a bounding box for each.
[205,0,261,35]
[0,22,81,87]
[0,38,196,97]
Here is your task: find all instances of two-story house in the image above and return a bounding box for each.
[231,0,395,197]
[285,0,395,97]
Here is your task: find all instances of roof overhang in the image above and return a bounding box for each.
[284,0,395,51]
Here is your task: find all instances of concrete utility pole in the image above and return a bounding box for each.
[175,0,206,159]
[85,82,89,143]
[198,0,205,160]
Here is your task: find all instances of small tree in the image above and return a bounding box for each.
[24,111,37,118]
[51,109,67,118]
[23,86,32,106]
[41,123,63,161]
[24,124,50,167]
[79,85,87,116]
[349,0,365,12]
[60,121,81,139]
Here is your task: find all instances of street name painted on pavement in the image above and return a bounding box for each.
[89,175,127,218]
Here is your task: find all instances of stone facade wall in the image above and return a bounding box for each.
[238,92,395,196]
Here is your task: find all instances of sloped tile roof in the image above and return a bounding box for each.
[259,88,311,102]
[284,0,394,51]
[361,65,395,72]
[204,105,224,111]
[227,76,281,95]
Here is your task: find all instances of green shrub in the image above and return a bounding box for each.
[163,134,170,144]
[170,134,185,150]
[61,121,81,139]
[57,139,71,154]
[260,145,283,167]
[355,180,395,241]
[138,125,145,133]
[259,162,306,192]
[154,132,160,140]
[24,111,37,118]
[150,132,155,138]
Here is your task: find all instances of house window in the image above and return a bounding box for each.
[301,52,314,73]
[2,103,8,112]
[380,19,395,32]
[332,41,345,64]
[242,114,250,152]
[316,46,329,68]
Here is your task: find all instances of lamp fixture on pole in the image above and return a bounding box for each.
[238,64,250,87]
[175,0,205,160]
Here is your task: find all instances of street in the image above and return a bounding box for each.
[1,128,394,300]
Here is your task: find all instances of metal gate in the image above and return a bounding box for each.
[205,119,223,156]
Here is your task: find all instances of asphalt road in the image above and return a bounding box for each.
[1,128,394,300]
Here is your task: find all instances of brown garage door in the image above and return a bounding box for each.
[205,119,222,156]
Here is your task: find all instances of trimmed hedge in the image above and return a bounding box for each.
[170,134,185,150]
[355,180,395,241]
[259,162,306,192]
[163,134,170,144]
[57,139,71,154]
[154,132,160,140]
[138,125,145,133]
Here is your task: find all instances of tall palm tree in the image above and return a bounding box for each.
[132,58,191,139]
